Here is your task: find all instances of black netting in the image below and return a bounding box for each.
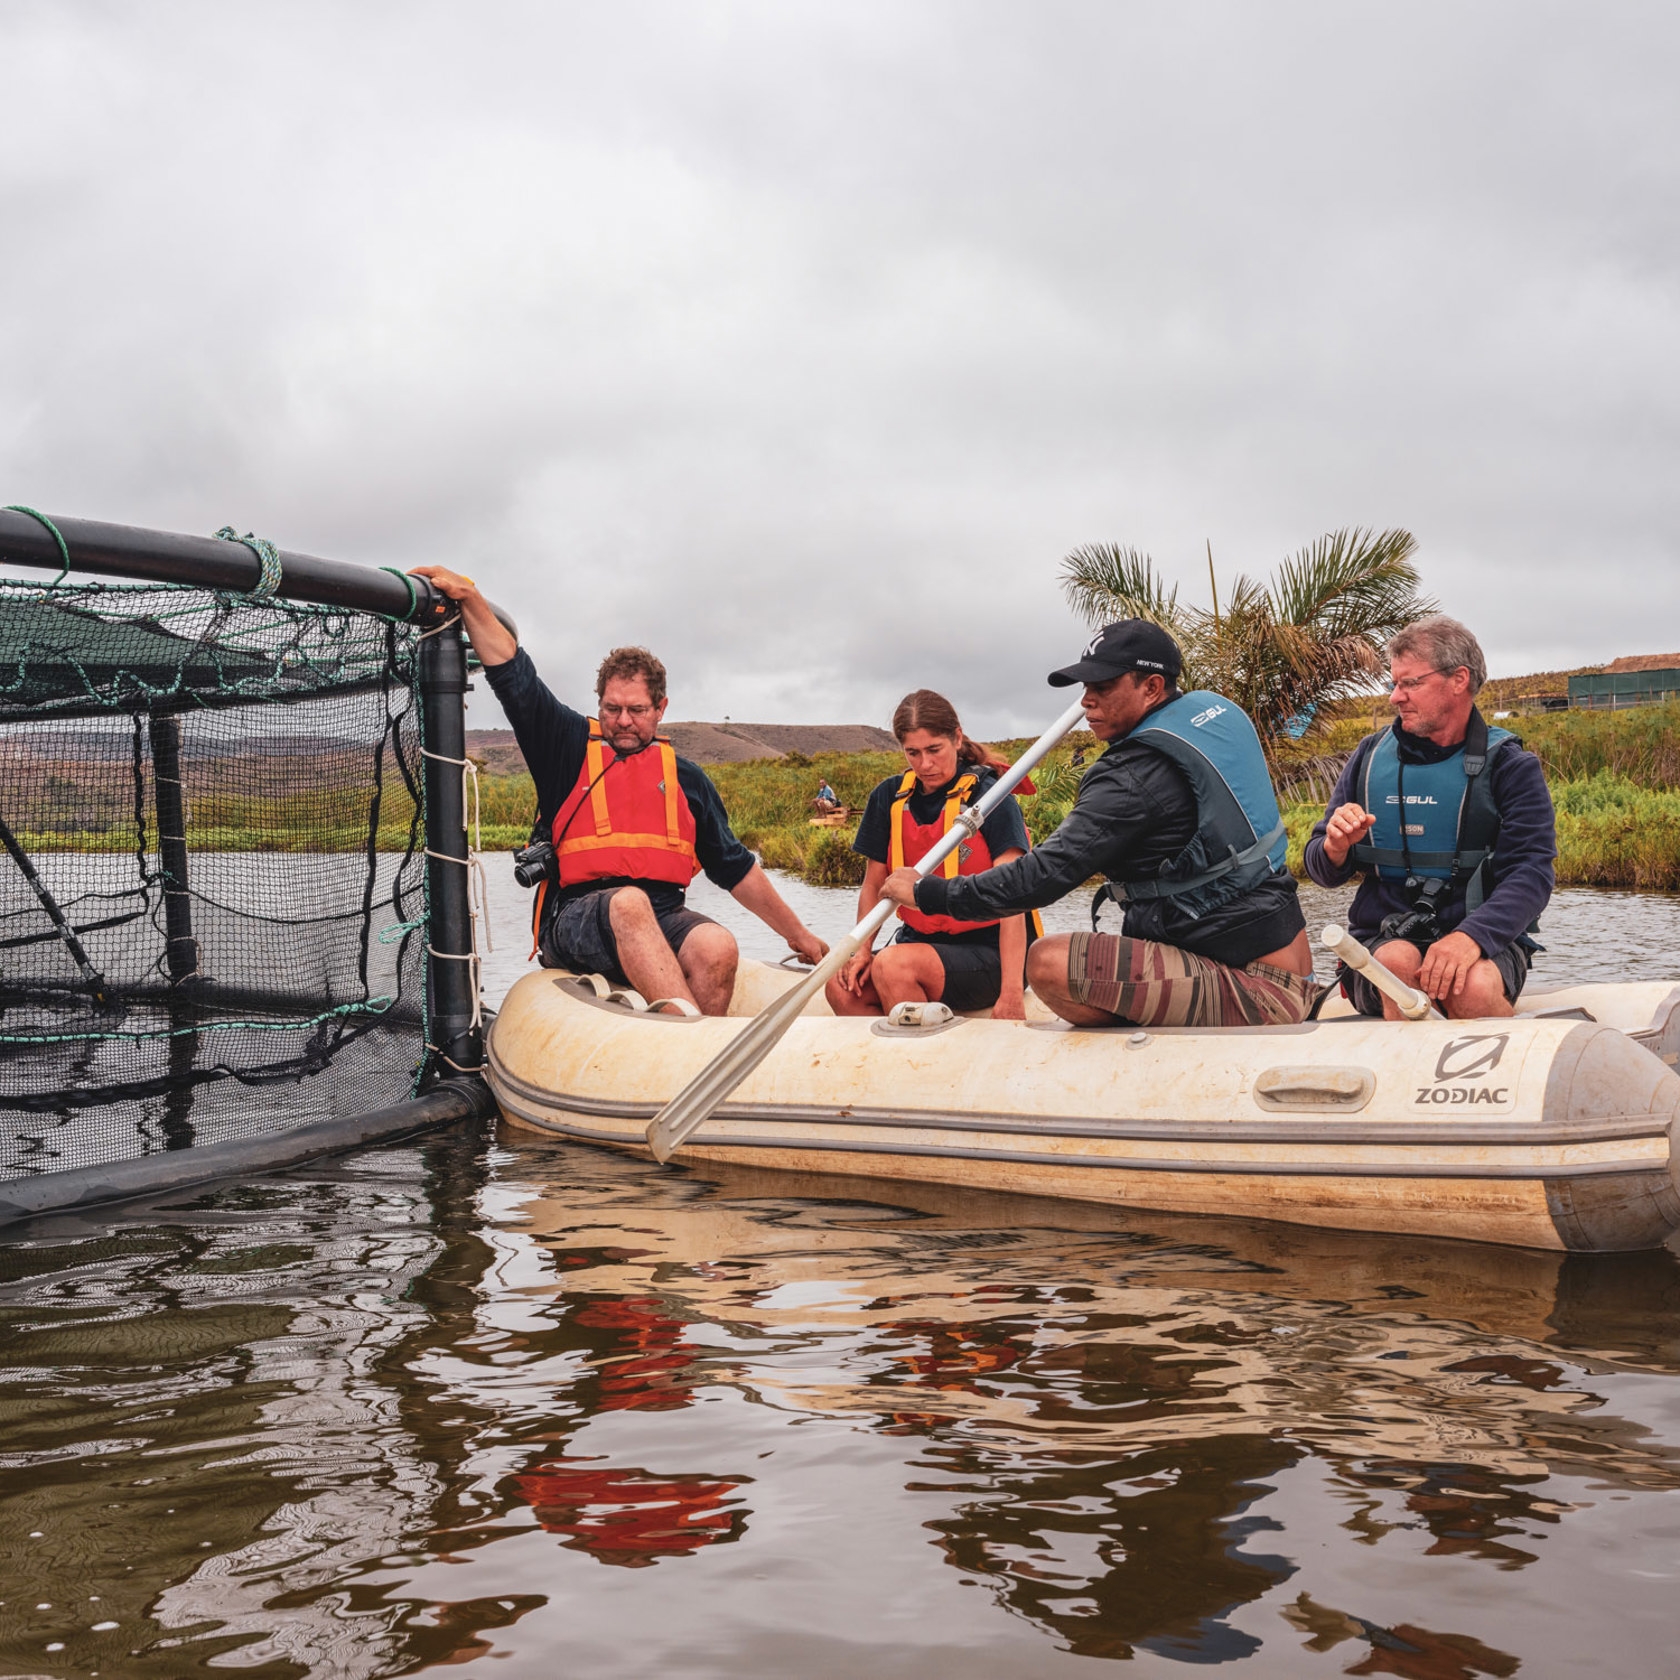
[1,577,431,1178]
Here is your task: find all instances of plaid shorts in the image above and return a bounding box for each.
[1065,932,1317,1027]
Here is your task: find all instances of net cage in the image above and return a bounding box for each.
[0,545,487,1200]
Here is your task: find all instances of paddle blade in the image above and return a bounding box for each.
[644,928,866,1162]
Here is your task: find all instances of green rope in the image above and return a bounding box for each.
[378,565,419,620]
[0,995,397,1048]
[5,506,72,583]
[213,525,283,595]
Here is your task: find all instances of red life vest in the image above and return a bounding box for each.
[889,768,1041,939]
[551,721,700,891]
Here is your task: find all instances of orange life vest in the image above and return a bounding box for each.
[551,721,700,891]
[888,769,1041,939]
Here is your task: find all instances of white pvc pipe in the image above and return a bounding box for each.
[1320,923,1440,1021]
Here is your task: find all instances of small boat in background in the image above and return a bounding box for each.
[487,960,1680,1254]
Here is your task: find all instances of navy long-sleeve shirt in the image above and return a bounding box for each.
[1303,718,1556,953]
[482,648,755,910]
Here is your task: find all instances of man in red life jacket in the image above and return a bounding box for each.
[411,568,828,1015]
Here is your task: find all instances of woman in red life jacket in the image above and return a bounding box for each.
[826,690,1038,1020]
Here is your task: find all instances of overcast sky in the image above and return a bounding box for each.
[3,2,1676,734]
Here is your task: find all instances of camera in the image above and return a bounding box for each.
[1378,878,1445,949]
[512,838,556,890]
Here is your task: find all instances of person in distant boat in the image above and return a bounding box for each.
[813,779,841,814]
[878,622,1315,1028]
[828,689,1036,1019]
[1305,614,1555,1019]
[409,568,827,1015]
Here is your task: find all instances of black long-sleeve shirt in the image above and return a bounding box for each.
[1303,720,1555,952]
[482,648,755,910]
[914,722,1305,967]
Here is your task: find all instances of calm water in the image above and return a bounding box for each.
[4,868,1680,1677]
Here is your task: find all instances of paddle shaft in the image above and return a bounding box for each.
[645,695,1090,1163]
[1320,923,1439,1021]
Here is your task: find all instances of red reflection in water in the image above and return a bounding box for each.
[514,1459,748,1568]
[571,1296,696,1411]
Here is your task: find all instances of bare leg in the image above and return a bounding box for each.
[677,922,740,1017]
[870,943,947,1012]
[1443,961,1515,1019]
[607,888,700,1012]
[1026,934,1117,1026]
[1371,939,1514,1019]
[1369,940,1425,1022]
[826,969,884,1016]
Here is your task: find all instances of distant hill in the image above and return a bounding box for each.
[465,721,898,773]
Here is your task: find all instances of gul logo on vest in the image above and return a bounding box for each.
[1189,703,1227,728]
[1415,1033,1511,1106]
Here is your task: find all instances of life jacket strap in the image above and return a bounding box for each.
[887,768,917,872]
[658,740,682,844]
[1112,819,1287,904]
[1349,842,1494,873]
[584,721,612,837]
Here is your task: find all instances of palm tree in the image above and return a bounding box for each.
[1060,528,1433,755]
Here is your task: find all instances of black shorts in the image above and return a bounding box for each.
[893,932,1003,1012]
[544,886,719,987]
[1341,929,1531,1018]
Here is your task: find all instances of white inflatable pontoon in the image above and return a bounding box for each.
[486,958,1680,1253]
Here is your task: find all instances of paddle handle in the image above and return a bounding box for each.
[644,695,1089,1163]
[1320,923,1438,1021]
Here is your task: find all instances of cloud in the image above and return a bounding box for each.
[3,1,1676,733]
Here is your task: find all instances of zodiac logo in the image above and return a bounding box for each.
[1434,1035,1509,1082]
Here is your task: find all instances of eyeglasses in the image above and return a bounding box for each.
[1389,669,1461,695]
[600,702,656,719]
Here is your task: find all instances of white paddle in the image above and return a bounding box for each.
[646,696,1089,1163]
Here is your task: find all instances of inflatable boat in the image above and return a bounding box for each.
[486,958,1680,1253]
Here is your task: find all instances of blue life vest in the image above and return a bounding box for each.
[1108,690,1290,919]
[1347,710,1517,915]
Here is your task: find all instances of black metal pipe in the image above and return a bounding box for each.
[0,510,518,640]
[147,710,200,984]
[0,810,109,1002]
[0,1082,492,1229]
[417,618,481,1075]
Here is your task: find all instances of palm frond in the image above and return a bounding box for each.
[1055,526,1432,759]
[1060,544,1182,633]
[1027,754,1088,805]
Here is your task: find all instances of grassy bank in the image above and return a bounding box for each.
[466,706,1680,892]
[19,704,1676,892]
[711,703,1680,894]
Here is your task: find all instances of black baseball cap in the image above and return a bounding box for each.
[1048,620,1183,687]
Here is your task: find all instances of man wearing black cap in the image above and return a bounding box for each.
[880,621,1315,1027]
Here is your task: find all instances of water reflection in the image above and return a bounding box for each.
[924,1434,1299,1662]
[3,1127,1680,1675]
[500,1148,1680,1670]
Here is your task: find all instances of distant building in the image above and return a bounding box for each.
[1568,654,1680,710]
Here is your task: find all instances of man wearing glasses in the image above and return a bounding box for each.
[411,568,828,1015]
[1305,614,1555,1019]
